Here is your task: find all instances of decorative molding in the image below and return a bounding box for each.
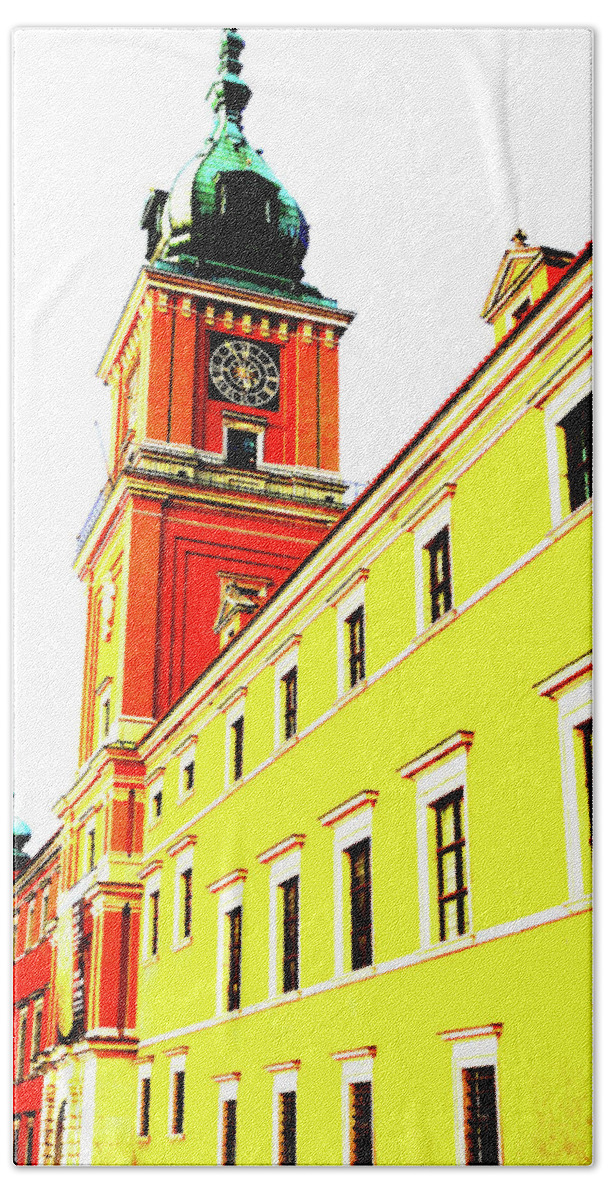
[264,1059,301,1073]
[326,567,369,609]
[319,790,378,828]
[167,835,197,858]
[534,652,592,698]
[207,868,248,895]
[138,859,163,881]
[438,1024,503,1042]
[257,834,306,865]
[264,633,302,668]
[163,1045,189,1057]
[331,1046,377,1062]
[218,685,248,714]
[211,1072,241,1083]
[401,482,457,533]
[399,731,475,780]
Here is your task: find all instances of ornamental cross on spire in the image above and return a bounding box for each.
[512,228,528,248]
[206,27,251,137]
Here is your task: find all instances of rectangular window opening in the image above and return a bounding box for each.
[226,428,258,471]
[184,761,195,793]
[231,716,244,782]
[172,1069,185,1135]
[559,395,592,512]
[346,605,365,688]
[182,868,193,940]
[227,905,242,1011]
[463,1065,500,1165]
[349,1080,373,1165]
[87,827,96,874]
[280,875,299,993]
[278,1090,297,1165]
[282,667,298,741]
[153,790,163,819]
[150,890,160,957]
[222,1098,237,1165]
[348,838,373,970]
[25,1116,35,1165]
[140,1076,151,1138]
[575,718,593,847]
[426,525,453,623]
[432,789,467,941]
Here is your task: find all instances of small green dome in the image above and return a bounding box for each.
[142,29,320,300]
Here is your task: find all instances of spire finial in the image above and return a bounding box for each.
[512,228,528,248]
[206,27,251,139]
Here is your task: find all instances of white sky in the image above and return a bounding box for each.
[13,25,592,853]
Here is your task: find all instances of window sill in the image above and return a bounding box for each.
[420,933,474,959]
[144,954,160,966]
[414,607,458,648]
[343,963,376,982]
[176,791,194,807]
[168,1133,185,1141]
[172,936,193,953]
[563,894,592,915]
[551,496,592,538]
[137,1135,151,1145]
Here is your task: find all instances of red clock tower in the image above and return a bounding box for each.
[76,27,354,762]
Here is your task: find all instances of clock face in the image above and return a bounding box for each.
[208,336,280,409]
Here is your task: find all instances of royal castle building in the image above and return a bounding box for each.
[19,29,592,1166]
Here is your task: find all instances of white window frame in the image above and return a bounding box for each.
[178,740,197,805]
[213,1073,239,1166]
[224,693,246,789]
[141,866,162,963]
[208,871,247,1015]
[541,373,592,527]
[83,816,97,877]
[25,896,36,949]
[137,1060,152,1139]
[171,844,194,951]
[400,732,474,951]
[97,680,112,745]
[30,996,44,1063]
[222,413,267,468]
[335,581,367,698]
[258,838,304,998]
[16,1007,28,1080]
[272,638,300,749]
[320,792,377,978]
[148,769,165,828]
[39,885,50,938]
[332,1047,376,1166]
[439,1024,503,1165]
[167,1051,187,1139]
[536,654,592,901]
[265,1060,300,1165]
[404,484,456,635]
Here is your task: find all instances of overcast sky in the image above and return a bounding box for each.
[13,26,591,852]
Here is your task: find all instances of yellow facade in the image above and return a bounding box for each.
[115,246,590,1165]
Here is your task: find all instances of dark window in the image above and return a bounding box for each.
[173,1070,185,1135]
[281,875,299,993]
[184,761,195,792]
[426,526,453,623]
[512,297,531,323]
[53,1100,66,1165]
[560,396,592,512]
[349,1080,373,1164]
[232,716,244,781]
[31,1005,42,1061]
[227,906,242,1011]
[182,868,193,940]
[278,1090,297,1165]
[103,698,111,738]
[16,1012,27,1081]
[40,889,49,936]
[433,789,467,941]
[222,1098,237,1165]
[87,828,96,873]
[576,719,593,847]
[150,890,159,957]
[346,606,365,688]
[25,1116,35,1165]
[283,667,298,741]
[226,428,258,471]
[140,1076,151,1137]
[463,1066,500,1165]
[13,1119,20,1165]
[348,839,373,970]
[154,790,162,819]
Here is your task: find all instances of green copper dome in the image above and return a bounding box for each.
[142,29,331,305]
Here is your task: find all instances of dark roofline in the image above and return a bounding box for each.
[139,240,592,744]
[14,827,61,888]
